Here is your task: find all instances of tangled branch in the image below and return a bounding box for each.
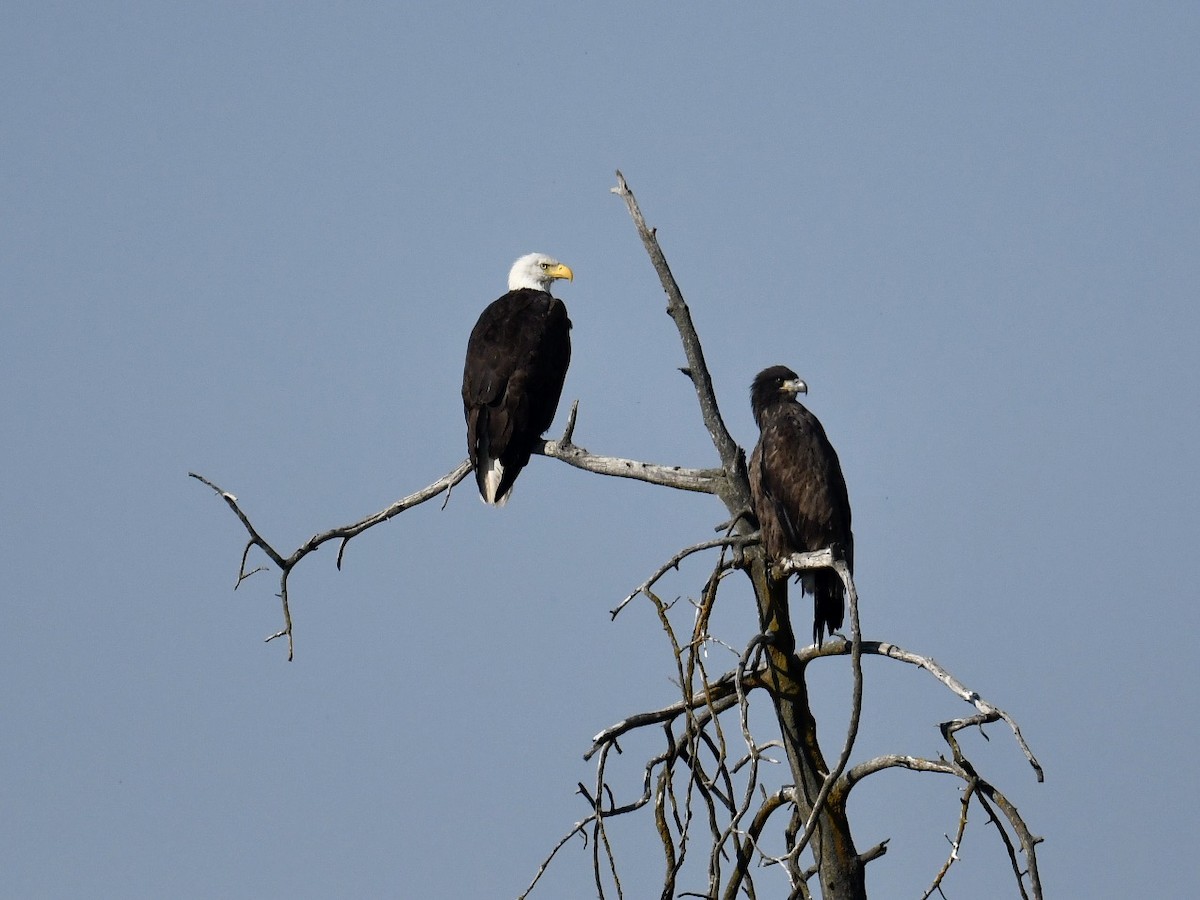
[531,525,1042,898]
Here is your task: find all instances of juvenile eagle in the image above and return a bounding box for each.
[748,365,854,644]
[462,253,574,505]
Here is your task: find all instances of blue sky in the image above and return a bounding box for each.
[3,3,1198,897]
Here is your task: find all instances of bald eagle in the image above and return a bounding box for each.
[462,253,574,505]
[748,365,854,645]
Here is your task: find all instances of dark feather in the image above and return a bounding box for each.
[462,288,571,503]
[748,365,853,644]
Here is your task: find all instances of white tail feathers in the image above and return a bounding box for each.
[480,457,510,506]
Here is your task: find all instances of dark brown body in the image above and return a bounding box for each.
[462,289,571,504]
[749,366,853,644]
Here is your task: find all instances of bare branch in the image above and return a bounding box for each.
[611,172,751,512]
[196,409,728,656]
[776,546,838,577]
[858,840,890,866]
[190,471,288,569]
[613,534,756,619]
[519,817,593,900]
[802,637,1043,782]
[539,435,721,494]
[190,462,472,659]
[921,782,974,900]
[290,460,473,565]
[585,685,747,762]
[842,753,1043,900]
[973,781,1043,900]
[844,754,965,785]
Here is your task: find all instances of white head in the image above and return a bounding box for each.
[507,253,574,293]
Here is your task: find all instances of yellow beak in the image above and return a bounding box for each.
[547,262,574,282]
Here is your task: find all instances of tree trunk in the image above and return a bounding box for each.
[750,561,866,899]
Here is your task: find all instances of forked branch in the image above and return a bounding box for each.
[189,462,472,659]
[193,406,722,658]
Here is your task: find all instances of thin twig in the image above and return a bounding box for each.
[921,781,975,900]
[612,534,756,619]
[518,817,593,900]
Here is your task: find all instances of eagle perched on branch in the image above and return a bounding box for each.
[462,253,574,505]
[749,365,854,644]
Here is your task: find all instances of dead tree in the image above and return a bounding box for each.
[192,173,1043,899]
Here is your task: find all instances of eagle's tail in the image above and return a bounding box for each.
[476,455,510,506]
[812,569,846,646]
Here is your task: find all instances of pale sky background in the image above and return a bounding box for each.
[3,3,1198,898]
